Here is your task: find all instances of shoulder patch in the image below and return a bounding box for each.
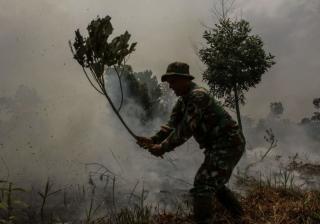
[191,87,210,99]
[190,87,210,107]
[192,87,208,94]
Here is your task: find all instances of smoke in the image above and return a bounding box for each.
[0,2,320,216]
[2,78,319,200]
[231,113,320,191]
[0,70,204,202]
[1,67,320,200]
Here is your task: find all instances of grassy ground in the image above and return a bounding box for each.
[93,184,320,224]
[1,168,320,223]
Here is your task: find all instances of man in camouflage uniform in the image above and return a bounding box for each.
[137,62,245,224]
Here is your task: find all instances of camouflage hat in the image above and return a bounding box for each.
[161,62,195,82]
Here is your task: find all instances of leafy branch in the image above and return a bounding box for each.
[69,15,138,139]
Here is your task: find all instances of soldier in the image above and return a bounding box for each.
[137,62,245,224]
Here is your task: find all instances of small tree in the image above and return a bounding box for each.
[313,98,320,109]
[199,18,275,131]
[69,15,138,139]
[270,102,284,118]
[105,67,164,123]
[312,98,320,121]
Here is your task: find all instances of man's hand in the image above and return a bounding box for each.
[148,144,165,157]
[136,136,165,157]
[136,136,153,149]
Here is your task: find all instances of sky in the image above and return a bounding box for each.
[0,0,319,187]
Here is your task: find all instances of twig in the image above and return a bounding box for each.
[68,41,103,95]
[112,176,116,208]
[100,86,137,139]
[82,67,104,95]
[85,188,95,223]
[110,149,124,173]
[85,162,118,178]
[244,128,278,174]
[128,180,139,204]
[0,155,10,181]
[165,174,192,186]
[113,65,124,112]
[38,179,61,223]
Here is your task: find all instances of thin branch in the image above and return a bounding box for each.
[128,180,139,204]
[244,129,278,174]
[89,66,104,91]
[211,3,222,19]
[225,0,236,16]
[212,0,236,20]
[84,63,137,139]
[68,40,76,56]
[100,86,137,139]
[113,65,124,112]
[82,67,104,95]
[85,162,127,183]
[0,155,10,181]
[85,163,117,177]
[110,149,124,173]
[99,66,106,90]
[165,174,192,186]
[260,138,278,161]
[68,41,104,95]
[112,176,116,208]
[222,0,225,19]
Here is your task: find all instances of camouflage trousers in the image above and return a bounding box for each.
[190,133,245,197]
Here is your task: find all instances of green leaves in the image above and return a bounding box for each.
[71,15,137,76]
[200,17,275,131]
[200,18,275,101]
[69,15,139,139]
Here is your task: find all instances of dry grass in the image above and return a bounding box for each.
[288,160,320,176]
[240,186,320,224]
[1,164,320,224]
[94,185,320,224]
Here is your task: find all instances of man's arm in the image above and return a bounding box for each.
[150,98,184,144]
[160,89,211,152]
[137,89,211,156]
[160,122,193,152]
[136,98,183,152]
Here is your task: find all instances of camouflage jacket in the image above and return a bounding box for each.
[151,82,239,152]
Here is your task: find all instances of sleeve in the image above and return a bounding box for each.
[150,98,184,144]
[160,121,193,152]
[161,89,211,152]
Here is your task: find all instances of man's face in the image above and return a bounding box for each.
[166,77,191,96]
